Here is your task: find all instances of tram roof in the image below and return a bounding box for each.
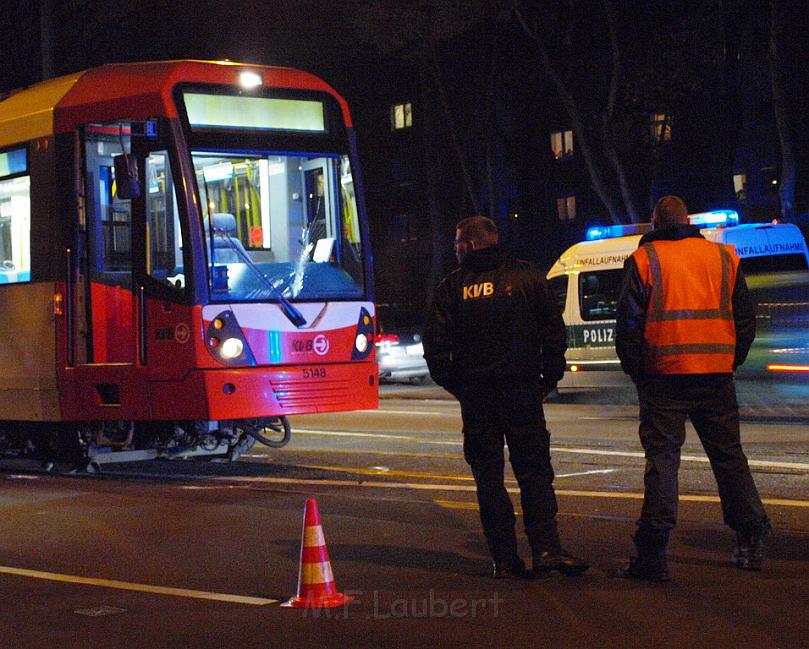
[0,60,351,149]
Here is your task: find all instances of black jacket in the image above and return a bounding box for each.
[615,224,757,380]
[423,246,567,395]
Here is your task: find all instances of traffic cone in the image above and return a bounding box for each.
[281,498,356,609]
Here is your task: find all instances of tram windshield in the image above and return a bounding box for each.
[193,151,364,301]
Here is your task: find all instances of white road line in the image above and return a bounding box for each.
[557,469,618,478]
[0,566,277,605]
[293,429,809,471]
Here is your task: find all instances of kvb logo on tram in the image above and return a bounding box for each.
[292,335,330,355]
[313,334,330,356]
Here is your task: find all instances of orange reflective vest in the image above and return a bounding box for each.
[632,237,739,374]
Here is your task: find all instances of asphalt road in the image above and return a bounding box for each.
[0,389,807,648]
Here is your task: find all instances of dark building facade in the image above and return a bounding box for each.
[3,1,806,315]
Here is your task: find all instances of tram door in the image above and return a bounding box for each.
[69,122,154,418]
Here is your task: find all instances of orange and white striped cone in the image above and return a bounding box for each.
[281,498,356,609]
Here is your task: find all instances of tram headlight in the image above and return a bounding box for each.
[221,337,244,359]
[205,310,256,366]
[351,307,375,361]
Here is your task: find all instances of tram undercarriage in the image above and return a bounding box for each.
[0,417,291,470]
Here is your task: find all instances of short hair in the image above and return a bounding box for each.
[456,215,498,247]
[653,195,688,227]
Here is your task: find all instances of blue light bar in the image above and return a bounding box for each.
[688,210,740,227]
[585,223,652,241]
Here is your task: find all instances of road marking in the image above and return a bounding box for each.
[293,429,809,471]
[437,493,809,509]
[552,447,809,471]
[0,566,278,606]
[363,409,451,416]
[557,469,618,478]
[294,429,461,446]
[208,475,809,508]
[243,449,465,461]
[287,463,476,482]
[270,463,617,483]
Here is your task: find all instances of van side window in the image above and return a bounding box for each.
[579,269,623,321]
[741,254,808,274]
[547,275,568,313]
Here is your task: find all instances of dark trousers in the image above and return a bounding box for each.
[460,383,560,562]
[636,374,767,540]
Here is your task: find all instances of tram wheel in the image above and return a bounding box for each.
[246,417,292,448]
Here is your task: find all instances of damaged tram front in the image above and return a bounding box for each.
[0,60,377,466]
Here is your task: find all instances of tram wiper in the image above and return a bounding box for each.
[211,228,307,328]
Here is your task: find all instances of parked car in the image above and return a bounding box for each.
[375,304,432,384]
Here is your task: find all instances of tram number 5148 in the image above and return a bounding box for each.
[302,367,327,379]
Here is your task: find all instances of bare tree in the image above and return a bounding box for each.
[768,0,796,221]
[600,0,640,223]
[512,0,636,224]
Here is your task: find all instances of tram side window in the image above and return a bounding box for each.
[579,269,623,321]
[145,151,183,289]
[0,148,31,285]
[84,124,133,281]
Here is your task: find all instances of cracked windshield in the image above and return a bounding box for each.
[194,152,364,301]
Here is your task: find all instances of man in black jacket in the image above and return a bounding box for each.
[423,215,588,579]
[616,196,770,581]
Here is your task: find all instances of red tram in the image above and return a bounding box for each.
[0,60,377,465]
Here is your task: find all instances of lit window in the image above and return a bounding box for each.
[551,130,574,159]
[649,113,672,143]
[733,172,747,200]
[557,196,576,221]
[0,148,31,284]
[391,103,413,130]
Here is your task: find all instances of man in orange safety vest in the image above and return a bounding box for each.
[615,195,770,581]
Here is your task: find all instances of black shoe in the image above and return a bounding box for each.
[492,558,535,580]
[734,521,771,571]
[533,550,589,576]
[617,555,671,582]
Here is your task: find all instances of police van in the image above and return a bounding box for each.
[546,210,809,374]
